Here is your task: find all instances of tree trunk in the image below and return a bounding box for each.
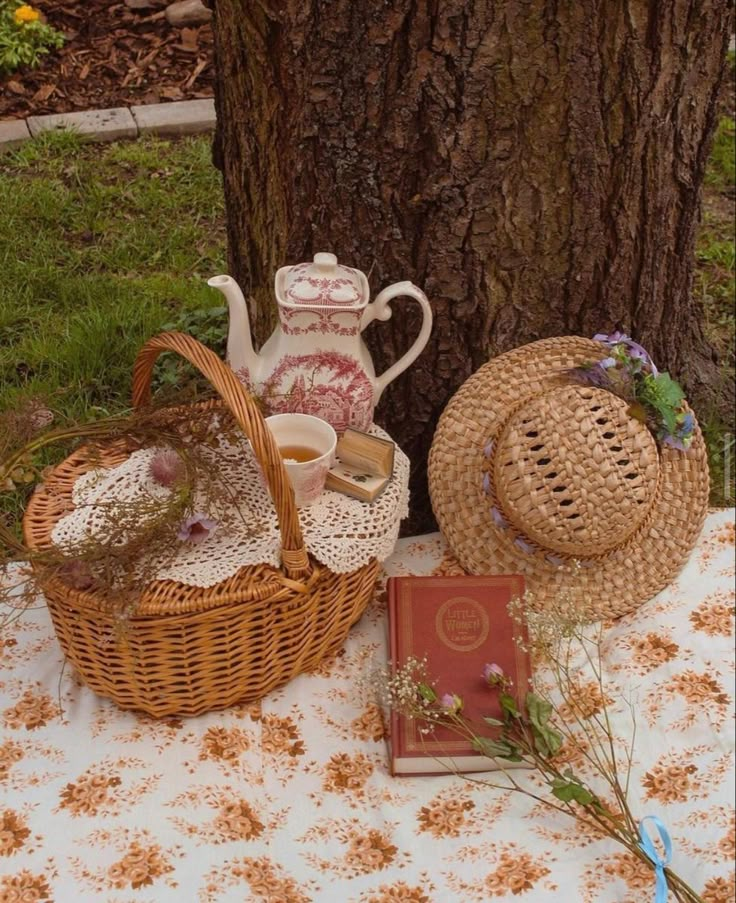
[211,0,733,534]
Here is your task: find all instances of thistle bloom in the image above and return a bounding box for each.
[177,513,217,544]
[14,4,40,24]
[149,449,185,488]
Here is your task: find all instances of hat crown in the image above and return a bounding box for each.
[492,385,660,558]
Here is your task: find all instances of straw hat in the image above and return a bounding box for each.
[428,336,710,620]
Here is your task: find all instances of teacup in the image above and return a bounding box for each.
[265,413,337,507]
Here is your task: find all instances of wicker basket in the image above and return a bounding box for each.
[23,332,380,717]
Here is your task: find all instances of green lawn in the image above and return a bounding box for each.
[0,131,228,419]
[1,126,734,505]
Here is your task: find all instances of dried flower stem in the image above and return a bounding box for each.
[376,595,704,903]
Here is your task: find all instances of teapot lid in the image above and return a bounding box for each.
[281,252,366,308]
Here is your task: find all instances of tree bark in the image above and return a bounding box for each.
[211,0,733,534]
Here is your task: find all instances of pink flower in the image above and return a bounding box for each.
[439,693,463,714]
[177,513,217,544]
[483,663,507,687]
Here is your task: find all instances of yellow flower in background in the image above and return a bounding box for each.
[14,4,40,24]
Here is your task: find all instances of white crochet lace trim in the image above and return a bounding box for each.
[50,425,409,586]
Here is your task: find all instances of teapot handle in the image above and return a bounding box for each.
[360,281,433,404]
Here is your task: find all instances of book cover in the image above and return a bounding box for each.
[387,574,530,776]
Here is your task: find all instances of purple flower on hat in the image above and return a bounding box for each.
[594,331,631,345]
[593,332,659,376]
[482,472,492,495]
[568,361,612,390]
[177,513,217,544]
[625,341,658,376]
[663,435,688,451]
[491,507,508,529]
[663,412,695,450]
[514,536,535,554]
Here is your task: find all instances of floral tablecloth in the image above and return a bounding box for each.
[0,510,734,903]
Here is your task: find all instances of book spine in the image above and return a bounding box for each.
[386,577,401,777]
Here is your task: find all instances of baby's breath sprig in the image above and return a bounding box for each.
[376,592,704,903]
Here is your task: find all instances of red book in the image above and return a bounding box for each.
[387,574,530,776]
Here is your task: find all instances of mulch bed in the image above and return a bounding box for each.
[0,0,214,120]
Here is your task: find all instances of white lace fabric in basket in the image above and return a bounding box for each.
[51,425,410,587]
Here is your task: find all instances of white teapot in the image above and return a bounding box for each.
[208,253,432,433]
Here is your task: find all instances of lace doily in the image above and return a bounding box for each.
[51,425,409,586]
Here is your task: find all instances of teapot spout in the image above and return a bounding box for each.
[207,274,259,380]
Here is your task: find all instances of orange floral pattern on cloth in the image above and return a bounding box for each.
[0,510,733,901]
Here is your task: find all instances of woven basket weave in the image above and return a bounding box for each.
[23,333,380,717]
[429,336,710,620]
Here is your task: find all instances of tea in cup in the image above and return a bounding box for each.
[265,413,337,506]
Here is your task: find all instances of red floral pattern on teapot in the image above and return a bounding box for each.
[207,253,432,433]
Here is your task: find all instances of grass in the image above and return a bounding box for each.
[0,130,228,419]
[0,117,734,506]
[704,116,735,192]
[694,54,736,504]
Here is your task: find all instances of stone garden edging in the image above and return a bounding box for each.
[0,98,216,153]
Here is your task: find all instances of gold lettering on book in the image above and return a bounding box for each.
[435,596,489,652]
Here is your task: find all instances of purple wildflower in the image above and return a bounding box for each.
[491,507,508,529]
[567,362,612,390]
[177,513,217,544]
[663,435,688,450]
[662,411,695,450]
[593,331,631,346]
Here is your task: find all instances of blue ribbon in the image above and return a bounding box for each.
[638,815,673,903]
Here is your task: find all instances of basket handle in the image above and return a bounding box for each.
[131,331,310,579]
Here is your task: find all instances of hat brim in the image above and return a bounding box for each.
[428,336,710,620]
